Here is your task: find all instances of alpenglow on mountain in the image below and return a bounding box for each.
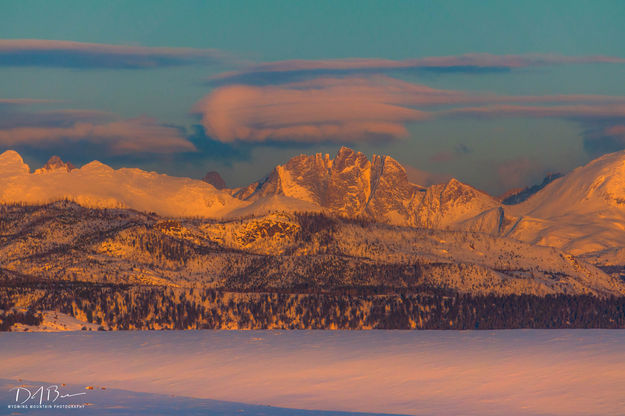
[1,147,625,280]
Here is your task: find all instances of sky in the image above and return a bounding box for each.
[1,0,625,194]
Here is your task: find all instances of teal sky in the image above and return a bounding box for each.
[1,0,625,194]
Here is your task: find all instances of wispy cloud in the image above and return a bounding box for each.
[0,108,113,129]
[447,104,625,120]
[204,54,625,151]
[209,53,625,85]
[0,109,195,154]
[0,101,254,164]
[194,75,625,144]
[0,98,59,105]
[0,39,234,69]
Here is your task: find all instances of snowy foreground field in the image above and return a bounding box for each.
[1,330,625,416]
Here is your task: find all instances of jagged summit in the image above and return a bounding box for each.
[3,147,625,262]
[34,155,76,174]
[235,147,428,224]
[0,147,504,228]
[229,146,499,227]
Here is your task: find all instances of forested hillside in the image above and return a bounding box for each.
[2,201,625,330]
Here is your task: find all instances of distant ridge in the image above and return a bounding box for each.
[501,173,562,205]
[202,170,226,189]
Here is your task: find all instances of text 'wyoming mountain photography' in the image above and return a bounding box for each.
[2,1,625,415]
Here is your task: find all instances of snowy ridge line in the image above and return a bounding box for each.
[2,147,625,265]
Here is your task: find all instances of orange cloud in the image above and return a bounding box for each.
[606,125,625,136]
[193,77,437,142]
[0,117,195,154]
[195,75,625,143]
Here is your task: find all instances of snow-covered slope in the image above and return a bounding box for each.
[2,202,623,296]
[513,150,625,217]
[224,194,322,219]
[8,310,102,332]
[413,178,500,229]
[504,150,625,260]
[0,151,248,217]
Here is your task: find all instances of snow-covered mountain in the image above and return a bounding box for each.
[504,150,625,262]
[0,148,500,229]
[2,147,625,269]
[232,147,498,228]
[238,147,425,223]
[0,151,246,217]
[514,150,625,217]
[0,148,514,228]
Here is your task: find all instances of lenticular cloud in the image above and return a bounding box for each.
[194,75,625,144]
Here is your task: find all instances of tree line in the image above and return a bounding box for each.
[2,282,625,330]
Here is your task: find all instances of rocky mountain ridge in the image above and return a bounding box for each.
[34,155,76,174]
[2,147,625,266]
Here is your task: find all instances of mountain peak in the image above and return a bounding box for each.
[0,150,30,176]
[333,146,368,171]
[443,177,492,197]
[412,177,500,228]
[202,171,226,190]
[516,149,625,217]
[0,149,23,161]
[238,146,426,223]
[337,146,356,158]
[81,160,114,172]
[35,155,76,174]
[441,177,476,198]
